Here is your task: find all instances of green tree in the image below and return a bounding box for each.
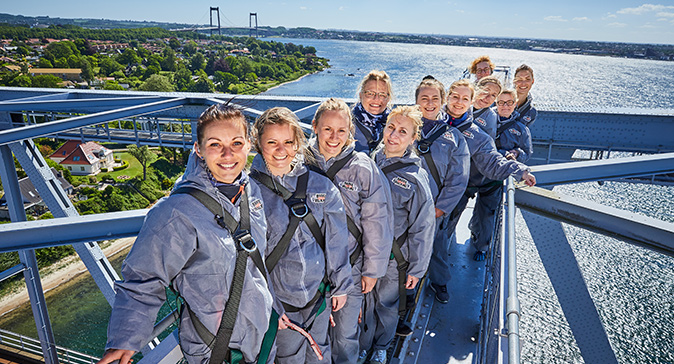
[79,57,94,82]
[127,145,157,181]
[99,57,124,76]
[138,74,175,92]
[9,74,31,87]
[214,71,238,92]
[174,67,193,92]
[189,75,215,93]
[37,58,53,68]
[32,74,61,88]
[183,40,198,55]
[103,81,125,90]
[161,47,177,72]
[117,48,141,66]
[168,37,181,50]
[54,57,69,68]
[189,52,205,72]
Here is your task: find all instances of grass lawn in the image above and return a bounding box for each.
[108,152,143,180]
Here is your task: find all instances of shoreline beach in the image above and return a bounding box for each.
[0,237,135,317]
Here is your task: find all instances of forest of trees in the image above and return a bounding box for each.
[0,23,328,94]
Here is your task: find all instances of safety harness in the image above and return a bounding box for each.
[380,161,416,315]
[249,169,331,329]
[314,150,365,266]
[354,120,383,154]
[417,122,473,191]
[171,186,274,364]
[494,118,520,150]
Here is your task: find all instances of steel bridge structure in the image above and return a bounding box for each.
[0,87,673,364]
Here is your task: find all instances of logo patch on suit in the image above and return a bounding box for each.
[462,130,474,139]
[339,181,359,192]
[251,198,263,212]
[475,118,486,127]
[443,131,455,143]
[509,128,522,136]
[523,115,532,123]
[311,193,326,203]
[392,177,411,190]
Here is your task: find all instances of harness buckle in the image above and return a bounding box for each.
[290,202,309,218]
[234,230,256,252]
[417,143,430,154]
[214,215,227,229]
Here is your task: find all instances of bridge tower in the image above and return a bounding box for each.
[210,7,221,36]
[249,13,258,38]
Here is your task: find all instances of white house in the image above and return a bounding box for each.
[49,141,114,176]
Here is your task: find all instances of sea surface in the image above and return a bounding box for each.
[1,38,673,363]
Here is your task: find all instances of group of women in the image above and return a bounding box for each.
[99,58,537,364]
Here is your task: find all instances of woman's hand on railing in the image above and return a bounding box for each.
[521,171,536,186]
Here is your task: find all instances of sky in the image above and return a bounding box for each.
[4,1,674,45]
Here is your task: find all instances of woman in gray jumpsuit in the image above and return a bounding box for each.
[99,104,274,364]
[249,107,353,363]
[309,98,394,364]
[359,105,436,364]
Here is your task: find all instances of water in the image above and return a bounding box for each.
[262,38,674,110]
[2,38,673,363]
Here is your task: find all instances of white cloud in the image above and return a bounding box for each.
[640,23,657,28]
[338,6,346,11]
[299,6,308,10]
[617,4,674,15]
[656,11,674,17]
[607,22,628,27]
[573,17,591,22]
[545,15,567,22]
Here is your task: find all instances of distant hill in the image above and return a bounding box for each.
[0,13,198,30]
[2,12,672,61]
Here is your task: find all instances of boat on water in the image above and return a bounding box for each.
[0,85,673,364]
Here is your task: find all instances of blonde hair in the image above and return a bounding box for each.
[448,79,475,100]
[313,98,355,146]
[470,55,494,74]
[252,107,308,157]
[415,75,446,103]
[476,76,502,93]
[357,70,394,100]
[387,105,424,141]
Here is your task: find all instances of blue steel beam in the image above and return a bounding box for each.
[0,210,148,253]
[530,152,674,186]
[0,263,26,283]
[0,98,188,145]
[515,186,674,257]
[0,96,172,112]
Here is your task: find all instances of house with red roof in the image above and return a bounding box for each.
[49,141,114,175]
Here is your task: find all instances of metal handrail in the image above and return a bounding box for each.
[504,177,521,363]
[0,328,100,364]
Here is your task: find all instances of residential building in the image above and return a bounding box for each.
[49,141,114,175]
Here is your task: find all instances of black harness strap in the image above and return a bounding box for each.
[250,170,330,329]
[495,120,519,149]
[391,232,409,315]
[417,124,448,190]
[380,161,416,315]
[355,120,381,153]
[472,107,489,120]
[249,170,324,272]
[317,151,365,266]
[171,187,264,364]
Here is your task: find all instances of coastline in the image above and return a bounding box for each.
[263,70,321,93]
[0,237,135,317]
